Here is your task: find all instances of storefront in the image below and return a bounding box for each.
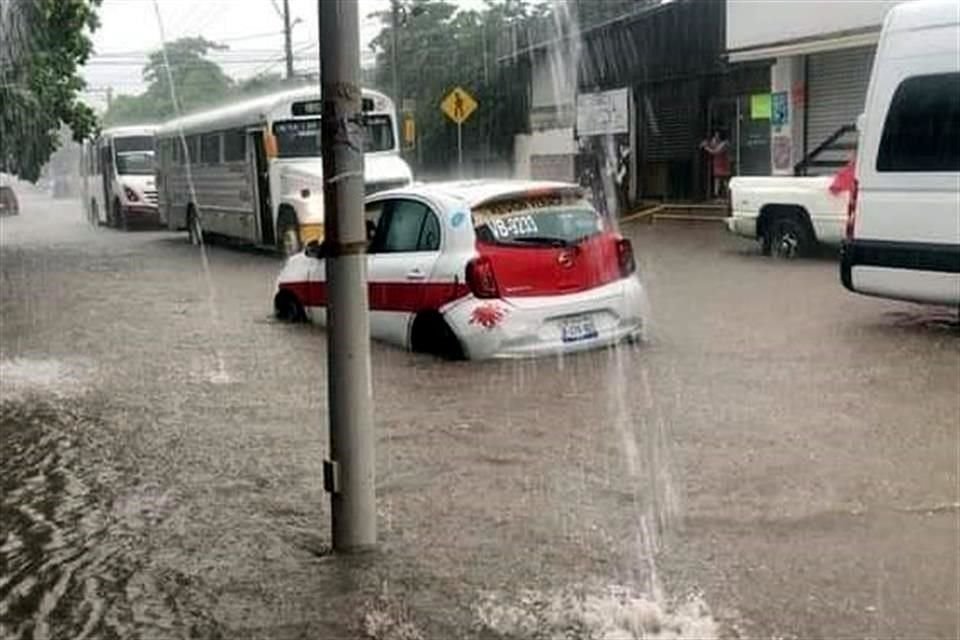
[726,0,897,175]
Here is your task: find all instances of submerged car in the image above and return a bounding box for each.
[274,180,645,359]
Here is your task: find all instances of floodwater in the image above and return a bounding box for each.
[1,194,958,638]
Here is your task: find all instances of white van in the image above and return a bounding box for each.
[841,0,960,305]
[81,126,159,228]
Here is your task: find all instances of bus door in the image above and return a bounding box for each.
[248,130,274,246]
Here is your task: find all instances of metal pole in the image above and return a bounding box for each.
[457,122,463,178]
[318,0,376,552]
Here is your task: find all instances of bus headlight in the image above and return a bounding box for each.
[123,185,139,202]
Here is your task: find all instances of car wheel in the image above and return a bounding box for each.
[187,208,203,245]
[767,215,812,259]
[277,214,301,256]
[411,312,465,360]
[274,291,306,322]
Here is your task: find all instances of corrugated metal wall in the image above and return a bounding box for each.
[806,46,876,154]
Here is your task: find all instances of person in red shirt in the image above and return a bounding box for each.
[701,130,731,200]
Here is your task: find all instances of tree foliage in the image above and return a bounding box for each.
[0,0,102,182]
[103,38,235,126]
[103,40,305,127]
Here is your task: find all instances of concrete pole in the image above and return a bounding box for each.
[318,0,376,552]
[283,0,295,80]
[390,0,400,109]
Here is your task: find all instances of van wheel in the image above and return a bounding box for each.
[274,291,306,322]
[765,215,812,259]
[277,210,300,256]
[411,312,465,360]
[187,207,203,245]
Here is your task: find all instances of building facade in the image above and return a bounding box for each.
[726,0,900,175]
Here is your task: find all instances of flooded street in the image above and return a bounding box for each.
[1,193,958,639]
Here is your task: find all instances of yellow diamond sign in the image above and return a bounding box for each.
[441,86,478,125]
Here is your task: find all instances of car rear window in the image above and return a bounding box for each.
[472,195,603,247]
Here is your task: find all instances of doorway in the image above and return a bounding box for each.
[249,131,274,246]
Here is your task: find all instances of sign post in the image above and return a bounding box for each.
[441,86,478,178]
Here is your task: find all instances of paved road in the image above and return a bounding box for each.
[1,192,957,639]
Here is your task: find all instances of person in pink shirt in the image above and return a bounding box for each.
[701,130,731,200]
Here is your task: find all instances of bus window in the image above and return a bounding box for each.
[201,133,221,164]
[223,129,246,162]
[363,114,395,152]
[186,136,200,164]
[272,119,321,158]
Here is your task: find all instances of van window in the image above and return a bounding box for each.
[877,72,960,172]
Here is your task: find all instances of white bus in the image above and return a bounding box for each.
[81,125,159,228]
[154,87,413,253]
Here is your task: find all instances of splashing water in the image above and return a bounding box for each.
[150,0,229,385]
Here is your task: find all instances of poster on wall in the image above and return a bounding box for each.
[773,136,793,171]
[750,93,771,120]
[771,92,789,127]
[576,88,630,137]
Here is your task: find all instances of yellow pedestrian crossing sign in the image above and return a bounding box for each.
[441,87,478,124]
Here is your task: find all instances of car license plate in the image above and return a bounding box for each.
[561,316,598,343]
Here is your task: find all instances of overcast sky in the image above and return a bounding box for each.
[82,0,480,111]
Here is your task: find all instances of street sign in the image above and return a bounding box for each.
[441,87,478,125]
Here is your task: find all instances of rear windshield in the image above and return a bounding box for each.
[472,196,603,247]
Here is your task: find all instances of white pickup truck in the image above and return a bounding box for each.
[727,176,849,258]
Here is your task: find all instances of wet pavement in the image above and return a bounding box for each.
[1,192,958,639]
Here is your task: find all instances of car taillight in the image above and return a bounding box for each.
[845,178,859,240]
[616,238,635,277]
[124,186,139,202]
[466,256,499,299]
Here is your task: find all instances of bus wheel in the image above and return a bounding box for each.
[187,207,203,245]
[277,210,301,256]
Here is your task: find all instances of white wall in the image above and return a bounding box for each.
[530,48,575,109]
[727,0,898,51]
[513,128,576,180]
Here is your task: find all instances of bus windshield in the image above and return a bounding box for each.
[115,151,154,176]
[272,115,396,158]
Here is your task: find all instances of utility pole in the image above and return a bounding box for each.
[390,0,400,109]
[318,0,376,552]
[283,0,294,79]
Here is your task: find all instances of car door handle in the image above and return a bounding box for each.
[406,268,427,280]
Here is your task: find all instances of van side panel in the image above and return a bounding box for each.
[847,14,960,305]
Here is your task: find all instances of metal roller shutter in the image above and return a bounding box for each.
[806,46,876,156]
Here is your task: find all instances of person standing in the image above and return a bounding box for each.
[700,130,731,200]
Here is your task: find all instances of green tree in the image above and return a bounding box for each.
[103,38,235,126]
[0,0,102,182]
[370,0,547,175]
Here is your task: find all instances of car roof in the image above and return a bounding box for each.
[383,179,584,207]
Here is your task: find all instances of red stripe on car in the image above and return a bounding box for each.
[281,281,469,312]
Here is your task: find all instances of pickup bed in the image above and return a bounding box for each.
[727,176,848,258]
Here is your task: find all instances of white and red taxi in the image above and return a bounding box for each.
[274,180,645,359]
